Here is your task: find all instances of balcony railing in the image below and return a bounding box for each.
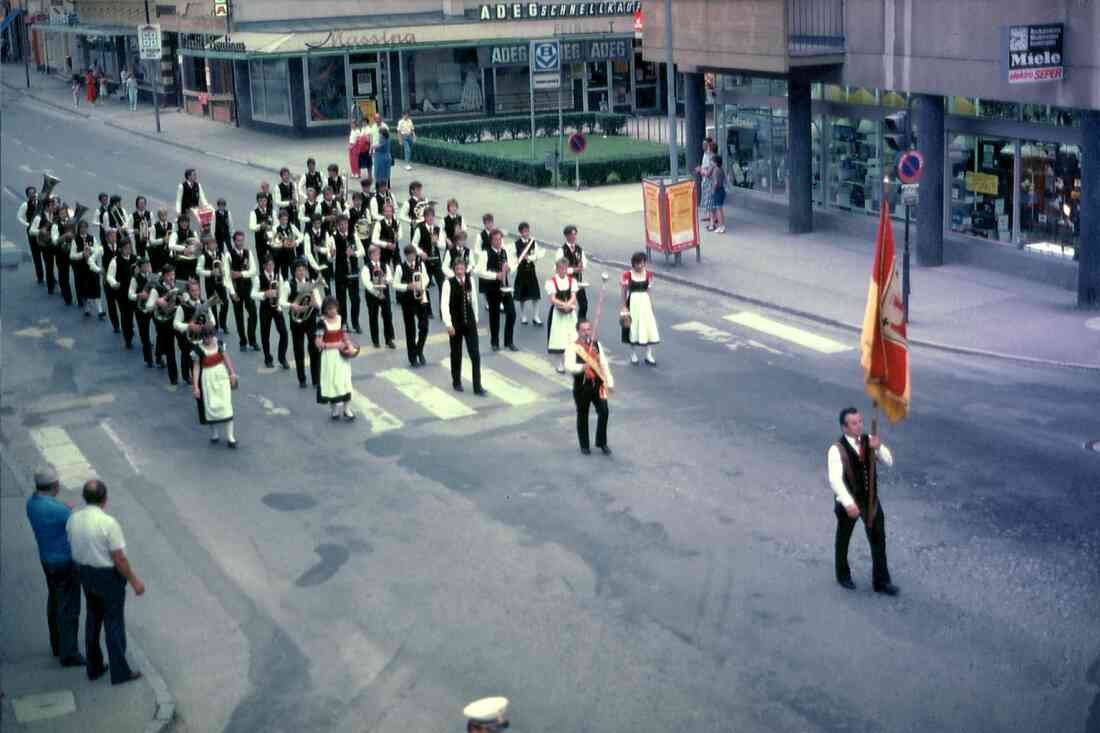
[788,0,846,56]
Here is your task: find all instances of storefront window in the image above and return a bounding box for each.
[611,59,631,113]
[249,59,291,125]
[881,90,908,109]
[495,65,530,113]
[305,56,347,124]
[827,116,883,214]
[586,61,609,111]
[948,134,1014,243]
[771,107,788,196]
[823,84,847,103]
[635,53,658,111]
[1021,104,1080,127]
[977,100,1019,120]
[948,96,977,116]
[847,87,877,106]
[408,48,478,115]
[723,104,778,194]
[1019,142,1081,257]
[812,115,825,205]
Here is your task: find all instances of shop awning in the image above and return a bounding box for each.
[35,23,136,38]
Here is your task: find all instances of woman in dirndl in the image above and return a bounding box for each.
[620,251,659,366]
[513,221,543,325]
[314,296,356,421]
[545,256,578,373]
[191,325,239,447]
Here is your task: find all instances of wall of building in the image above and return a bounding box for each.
[642,0,789,73]
[231,0,445,24]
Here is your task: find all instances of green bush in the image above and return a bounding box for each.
[413,112,629,144]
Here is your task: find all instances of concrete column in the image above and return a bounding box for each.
[684,71,705,184]
[787,76,812,234]
[915,94,945,266]
[1079,110,1100,307]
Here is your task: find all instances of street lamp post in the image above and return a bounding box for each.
[143,0,162,133]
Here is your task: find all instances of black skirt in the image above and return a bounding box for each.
[513,266,540,302]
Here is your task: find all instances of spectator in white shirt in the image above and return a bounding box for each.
[397,111,416,171]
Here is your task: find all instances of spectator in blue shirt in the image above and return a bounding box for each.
[26,465,84,667]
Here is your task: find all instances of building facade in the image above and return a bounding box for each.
[644,0,1100,302]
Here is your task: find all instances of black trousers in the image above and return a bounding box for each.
[576,288,589,320]
[175,258,197,283]
[573,381,609,450]
[154,319,179,383]
[103,279,121,330]
[365,291,395,346]
[336,279,360,330]
[274,250,293,281]
[54,251,73,305]
[260,306,288,363]
[449,324,482,389]
[485,288,516,348]
[135,310,153,365]
[290,317,320,386]
[118,296,135,347]
[176,332,194,380]
[428,265,445,317]
[42,561,81,660]
[148,246,168,274]
[834,500,891,589]
[42,245,57,293]
[77,565,134,684]
[231,294,258,348]
[400,301,429,364]
[28,230,45,283]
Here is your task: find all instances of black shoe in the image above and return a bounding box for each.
[299,381,308,389]
[473,387,487,396]
[83,311,91,318]
[506,344,519,352]
[279,360,290,370]
[580,447,591,455]
[331,413,341,421]
[837,578,856,591]
[113,327,121,334]
[98,313,106,320]
[227,440,237,450]
[418,353,426,366]
[354,327,362,334]
[598,445,612,456]
[491,344,500,352]
[210,436,220,444]
[182,376,192,385]
[124,342,133,349]
[874,583,899,596]
[112,671,142,686]
[145,361,154,368]
[372,341,381,348]
[88,664,109,681]
[169,379,178,387]
[251,344,261,352]
[156,359,166,369]
[409,359,419,368]
[264,358,274,368]
[386,340,396,349]
[239,342,248,350]
[60,655,86,667]
[452,383,464,392]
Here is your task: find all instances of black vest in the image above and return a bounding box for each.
[108,206,126,229]
[479,229,492,251]
[365,260,388,291]
[304,171,323,196]
[181,180,200,210]
[447,245,469,270]
[443,214,463,243]
[562,243,584,269]
[377,218,399,266]
[573,340,604,389]
[259,269,280,310]
[97,205,109,243]
[302,199,320,225]
[397,258,421,304]
[483,248,508,291]
[278,181,295,205]
[327,176,344,199]
[153,220,172,245]
[201,250,222,293]
[320,200,340,233]
[448,276,476,330]
[515,238,535,274]
[417,223,441,264]
[133,270,153,299]
[253,208,272,247]
[837,436,872,507]
[132,210,151,239]
[101,240,118,275]
[227,246,252,296]
[306,228,328,261]
[275,225,296,257]
[333,231,355,279]
[115,255,134,293]
[214,209,231,243]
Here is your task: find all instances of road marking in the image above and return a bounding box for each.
[11,691,76,724]
[442,359,541,406]
[15,323,58,338]
[251,394,290,416]
[500,350,572,389]
[672,320,734,343]
[723,312,852,354]
[27,392,115,415]
[2,185,19,201]
[100,419,143,472]
[55,336,76,350]
[18,164,34,173]
[349,388,404,433]
[746,339,783,355]
[30,426,97,489]
[377,368,475,420]
[1086,317,1100,332]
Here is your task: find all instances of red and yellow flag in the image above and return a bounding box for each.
[860,189,910,424]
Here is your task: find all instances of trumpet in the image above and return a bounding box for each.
[139,216,150,242]
[212,258,225,285]
[413,199,437,222]
[264,276,281,306]
[370,263,384,288]
[411,271,423,300]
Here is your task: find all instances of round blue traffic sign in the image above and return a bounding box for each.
[569,132,587,155]
[897,150,924,184]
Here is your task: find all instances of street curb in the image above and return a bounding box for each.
[9,80,1097,372]
[0,451,177,733]
[2,81,92,119]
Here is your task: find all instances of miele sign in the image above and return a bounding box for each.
[1006,23,1064,84]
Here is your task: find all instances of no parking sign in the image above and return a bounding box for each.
[897,150,924,184]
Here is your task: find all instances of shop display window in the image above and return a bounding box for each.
[408,48,479,114]
[306,56,347,124]
[881,91,908,109]
[1018,142,1081,258]
[827,116,883,215]
[824,84,847,103]
[948,96,977,116]
[948,134,1014,243]
[611,60,631,113]
[977,100,1020,121]
[1021,105,1080,127]
[847,87,877,106]
[249,59,291,125]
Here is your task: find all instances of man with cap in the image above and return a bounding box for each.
[25,466,84,667]
[464,696,510,732]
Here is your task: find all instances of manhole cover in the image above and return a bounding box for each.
[1087,440,1100,454]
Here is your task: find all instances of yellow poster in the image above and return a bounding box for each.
[965,171,998,196]
[666,179,698,250]
[642,179,661,246]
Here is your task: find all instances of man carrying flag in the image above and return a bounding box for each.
[825,185,907,596]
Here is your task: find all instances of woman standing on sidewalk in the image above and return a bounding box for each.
[695,138,715,230]
[84,68,97,105]
[126,72,138,112]
[373,127,393,187]
[708,155,728,234]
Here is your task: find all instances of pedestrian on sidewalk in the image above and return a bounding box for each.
[397,111,416,171]
[373,126,393,187]
[71,74,82,107]
[126,72,138,112]
[695,137,714,228]
[26,466,85,668]
[85,68,97,105]
[708,155,727,234]
[67,479,146,684]
[98,73,108,105]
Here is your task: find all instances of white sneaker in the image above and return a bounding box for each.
[405,165,412,171]
[630,353,639,365]
[715,226,726,233]
[533,317,543,325]
[521,317,528,324]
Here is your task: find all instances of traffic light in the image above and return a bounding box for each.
[884,111,911,151]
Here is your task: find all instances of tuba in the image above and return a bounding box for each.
[355,216,370,242]
[38,173,61,217]
[413,199,437,222]
[290,279,321,324]
[153,280,183,323]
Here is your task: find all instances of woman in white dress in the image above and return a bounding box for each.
[191,325,240,447]
[545,257,579,373]
[620,251,659,366]
[314,295,356,420]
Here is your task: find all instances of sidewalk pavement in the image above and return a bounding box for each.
[6,64,1098,368]
[1,454,174,733]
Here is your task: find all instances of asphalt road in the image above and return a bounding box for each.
[2,91,1099,733]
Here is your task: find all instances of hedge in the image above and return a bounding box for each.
[410,112,628,144]
[392,138,685,188]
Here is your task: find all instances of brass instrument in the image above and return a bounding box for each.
[370,263,385,288]
[188,293,223,343]
[212,257,225,285]
[499,252,512,294]
[176,232,200,261]
[152,281,183,323]
[413,199,437,222]
[412,270,424,302]
[138,215,150,242]
[38,173,60,218]
[289,279,322,324]
[263,275,281,307]
[355,216,371,242]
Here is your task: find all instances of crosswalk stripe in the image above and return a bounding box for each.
[723,312,852,354]
[500,350,572,390]
[377,368,476,420]
[442,359,542,407]
[349,388,404,434]
[30,427,97,490]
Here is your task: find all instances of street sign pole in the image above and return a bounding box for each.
[142,1,161,134]
[529,68,536,161]
[902,98,913,321]
[22,12,30,89]
[664,0,678,181]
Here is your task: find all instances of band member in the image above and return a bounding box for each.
[393,245,430,367]
[368,179,396,222]
[477,229,518,352]
[620,251,660,366]
[400,180,425,241]
[213,197,234,252]
[298,185,322,233]
[100,228,122,332]
[69,220,104,318]
[274,167,299,229]
[545,257,578,372]
[442,229,471,280]
[319,186,343,236]
[17,186,44,284]
[371,200,401,271]
[175,168,209,219]
[146,264,182,384]
[332,215,363,333]
[256,180,275,215]
[173,279,208,384]
[252,255,290,369]
[347,190,371,236]
[560,225,589,320]
[270,209,302,281]
[298,158,323,202]
[442,198,465,248]
[283,259,323,388]
[325,163,346,205]
[197,234,229,333]
[131,196,153,258]
[95,192,110,246]
[107,195,129,241]
[106,238,136,348]
[441,259,485,395]
[128,256,156,367]
[191,325,239,448]
[828,407,899,595]
[314,296,355,420]
[513,222,542,325]
[411,206,444,315]
[226,230,259,351]
[304,214,334,293]
[248,192,274,266]
[360,244,396,349]
[52,217,75,306]
[31,198,59,294]
[479,213,495,252]
[168,215,200,282]
[149,208,173,273]
[565,320,613,455]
